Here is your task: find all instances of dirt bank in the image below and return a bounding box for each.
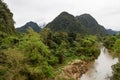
[55,59,92,80]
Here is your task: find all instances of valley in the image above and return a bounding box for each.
[0,0,120,80]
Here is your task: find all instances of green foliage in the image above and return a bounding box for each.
[0,48,25,80]
[114,39,120,53]
[0,36,19,49]
[17,29,55,80]
[0,27,101,80]
[103,34,120,80]
[56,41,68,64]
[103,36,117,49]
[0,29,56,80]
[0,1,112,80]
[0,0,15,35]
[111,62,120,80]
[80,35,100,58]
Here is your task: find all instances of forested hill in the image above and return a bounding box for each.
[45,12,86,33]
[0,0,15,35]
[76,14,108,35]
[1,0,120,80]
[46,12,108,35]
[0,2,100,79]
[16,21,41,33]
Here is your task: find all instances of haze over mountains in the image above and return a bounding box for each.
[107,29,120,35]
[16,11,119,35]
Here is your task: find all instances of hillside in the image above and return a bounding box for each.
[0,0,15,35]
[1,1,118,80]
[76,14,108,35]
[16,21,41,33]
[45,12,86,33]
[107,29,120,35]
[46,12,108,35]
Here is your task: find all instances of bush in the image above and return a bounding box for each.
[111,63,120,80]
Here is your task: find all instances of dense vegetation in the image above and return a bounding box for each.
[2,0,120,80]
[0,0,15,35]
[0,2,100,80]
[0,1,101,79]
[103,34,120,52]
[0,27,100,80]
[102,34,120,80]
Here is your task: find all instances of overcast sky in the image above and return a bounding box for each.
[4,0,120,30]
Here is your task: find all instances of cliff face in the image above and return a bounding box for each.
[0,0,15,35]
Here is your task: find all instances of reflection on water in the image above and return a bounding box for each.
[79,47,118,80]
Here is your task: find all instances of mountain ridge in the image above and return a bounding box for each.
[107,29,120,35]
[16,21,41,33]
[17,12,119,35]
[76,14,108,35]
[46,11,85,33]
[45,11,108,36]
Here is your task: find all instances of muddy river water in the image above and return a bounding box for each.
[79,47,118,80]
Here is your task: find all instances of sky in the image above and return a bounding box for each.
[3,0,120,30]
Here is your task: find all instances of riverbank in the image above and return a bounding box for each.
[79,47,118,80]
[55,59,93,80]
[54,46,119,80]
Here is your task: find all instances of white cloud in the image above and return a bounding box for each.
[3,0,120,30]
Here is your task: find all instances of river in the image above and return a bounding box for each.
[79,47,118,80]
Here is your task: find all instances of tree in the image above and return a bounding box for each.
[0,48,25,80]
[114,39,120,53]
[56,41,68,64]
[17,28,55,79]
